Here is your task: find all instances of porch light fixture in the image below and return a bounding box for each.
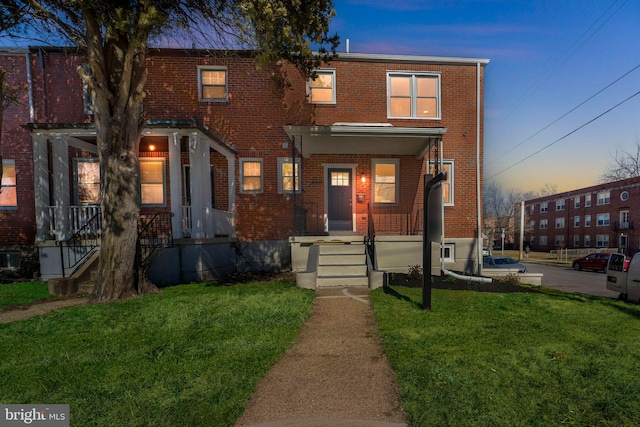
[361,173,366,183]
[148,144,156,151]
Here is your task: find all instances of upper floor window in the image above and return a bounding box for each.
[429,161,454,205]
[529,205,535,215]
[574,197,581,208]
[372,159,399,204]
[387,72,440,119]
[74,158,100,205]
[596,213,610,226]
[240,158,263,194]
[585,194,592,207]
[540,219,548,229]
[556,199,565,211]
[540,202,548,213]
[198,66,228,102]
[574,216,580,227]
[140,158,166,206]
[585,214,591,227]
[277,158,301,193]
[555,217,565,229]
[0,159,17,209]
[597,190,610,205]
[308,70,336,104]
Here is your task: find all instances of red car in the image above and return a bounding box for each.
[572,253,611,272]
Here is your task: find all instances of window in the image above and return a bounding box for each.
[441,243,454,263]
[387,72,440,119]
[556,199,565,210]
[277,158,301,193]
[585,194,592,207]
[140,159,165,205]
[429,161,453,205]
[574,216,580,227]
[540,202,548,213]
[597,190,610,205]
[621,191,630,201]
[0,252,19,270]
[540,219,548,229]
[574,235,580,246]
[372,159,399,204]
[199,66,227,102]
[74,158,100,204]
[574,197,581,208]
[585,215,591,227]
[81,64,94,114]
[240,158,263,193]
[620,210,630,228]
[529,236,535,245]
[308,70,336,104]
[596,213,610,226]
[555,235,565,246]
[540,235,548,246]
[555,217,565,228]
[0,159,17,209]
[530,205,535,215]
[596,234,609,247]
[584,235,591,246]
[529,220,535,231]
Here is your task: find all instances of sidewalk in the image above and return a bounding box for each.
[234,287,408,427]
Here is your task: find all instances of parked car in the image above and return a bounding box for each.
[571,253,611,272]
[482,255,527,273]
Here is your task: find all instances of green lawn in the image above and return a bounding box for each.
[0,281,52,308]
[0,282,314,426]
[371,286,640,426]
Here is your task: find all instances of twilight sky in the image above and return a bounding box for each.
[328,0,640,193]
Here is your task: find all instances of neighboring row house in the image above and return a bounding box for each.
[522,176,640,255]
[0,46,489,285]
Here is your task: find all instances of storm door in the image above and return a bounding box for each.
[327,168,352,230]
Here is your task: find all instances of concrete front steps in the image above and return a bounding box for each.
[293,237,385,289]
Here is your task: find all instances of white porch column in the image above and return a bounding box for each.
[188,132,212,239]
[227,155,236,237]
[32,133,50,241]
[168,132,183,239]
[51,133,70,241]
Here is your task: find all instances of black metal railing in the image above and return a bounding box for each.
[369,202,424,235]
[292,202,324,236]
[366,202,377,270]
[138,212,174,268]
[59,212,102,277]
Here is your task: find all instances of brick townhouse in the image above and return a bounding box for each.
[0,46,489,285]
[522,176,640,255]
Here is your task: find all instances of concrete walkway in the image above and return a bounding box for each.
[235,287,408,427]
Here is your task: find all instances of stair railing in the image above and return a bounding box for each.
[58,212,102,278]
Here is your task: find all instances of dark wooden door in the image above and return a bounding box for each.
[328,168,352,230]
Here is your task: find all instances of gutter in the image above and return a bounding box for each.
[476,62,482,275]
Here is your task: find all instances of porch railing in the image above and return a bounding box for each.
[181,206,234,238]
[139,212,174,267]
[369,202,424,235]
[47,205,101,238]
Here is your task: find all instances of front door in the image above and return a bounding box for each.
[328,168,352,231]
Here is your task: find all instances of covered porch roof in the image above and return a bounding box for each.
[284,123,447,159]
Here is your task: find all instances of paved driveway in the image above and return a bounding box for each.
[523,262,620,299]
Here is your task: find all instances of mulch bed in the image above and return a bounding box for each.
[388,273,540,293]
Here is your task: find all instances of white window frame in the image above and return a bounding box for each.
[240,158,263,194]
[307,69,336,104]
[198,66,228,102]
[555,235,565,246]
[555,217,565,229]
[0,159,17,210]
[0,252,19,270]
[585,215,592,227]
[73,158,101,205]
[441,243,455,263]
[596,234,609,248]
[574,235,580,246]
[574,197,581,208]
[140,158,166,206]
[540,235,548,246]
[556,199,565,211]
[277,158,301,194]
[372,159,399,205]
[574,216,580,227]
[620,210,630,228]
[530,205,535,215]
[540,202,548,213]
[596,213,610,226]
[597,190,610,205]
[584,235,591,247]
[585,194,592,207]
[540,219,548,230]
[387,72,441,119]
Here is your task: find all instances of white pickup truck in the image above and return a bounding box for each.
[606,253,639,302]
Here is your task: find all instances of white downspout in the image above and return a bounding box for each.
[26,50,35,122]
[443,62,492,283]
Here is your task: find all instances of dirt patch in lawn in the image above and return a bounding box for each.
[388,273,540,293]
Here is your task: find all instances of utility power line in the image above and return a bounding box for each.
[485,89,640,181]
